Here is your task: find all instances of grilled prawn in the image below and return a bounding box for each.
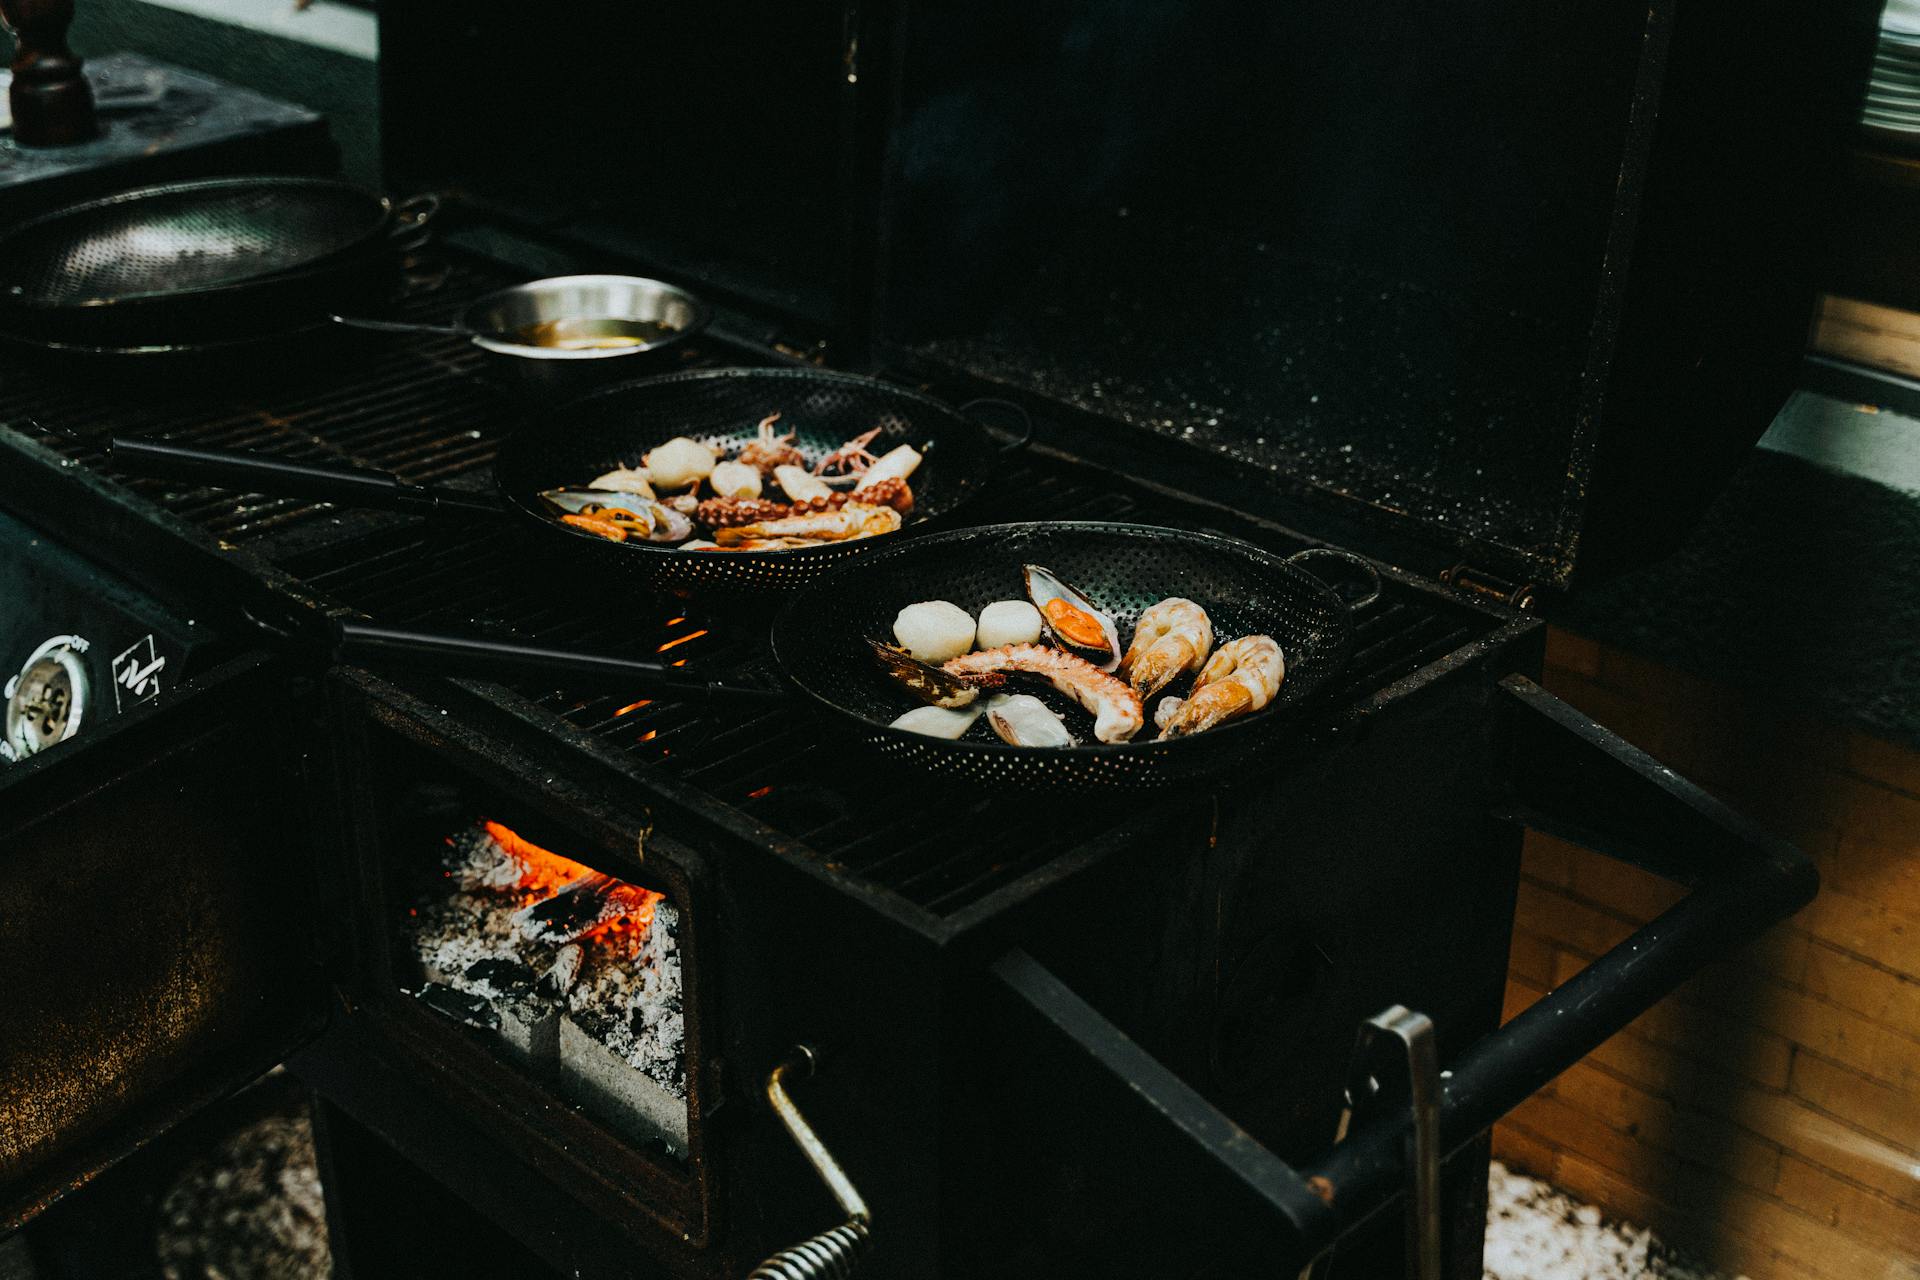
[1156,635,1284,738]
[942,643,1144,743]
[1119,597,1213,698]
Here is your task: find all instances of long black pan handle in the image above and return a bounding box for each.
[334,621,789,706]
[104,437,508,518]
[989,673,1817,1269]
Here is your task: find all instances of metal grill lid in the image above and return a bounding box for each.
[371,2,1879,590]
[869,1,1882,592]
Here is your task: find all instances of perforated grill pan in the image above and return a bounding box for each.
[770,522,1376,790]
[492,367,1025,594]
[1,177,394,309]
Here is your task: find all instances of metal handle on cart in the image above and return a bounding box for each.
[1348,1007,1442,1280]
[747,1046,872,1280]
[992,672,1818,1273]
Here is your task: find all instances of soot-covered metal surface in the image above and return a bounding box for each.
[909,202,1586,566]
[0,255,1500,925]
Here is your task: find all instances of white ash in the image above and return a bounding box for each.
[404,828,687,1099]
[445,824,532,891]
[154,1106,330,1280]
[1484,1162,1740,1280]
[569,899,684,1095]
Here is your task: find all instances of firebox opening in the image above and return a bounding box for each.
[388,795,689,1162]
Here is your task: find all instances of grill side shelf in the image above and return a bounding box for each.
[983,672,1818,1269]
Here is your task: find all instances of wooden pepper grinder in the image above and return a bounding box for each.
[1,0,97,146]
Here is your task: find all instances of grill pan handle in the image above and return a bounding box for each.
[988,672,1816,1270]
[959,397,1035,454]
[388,192,441,250]
[103,437,508,519]
[1287,548,1382,610]
[332,620,790,706]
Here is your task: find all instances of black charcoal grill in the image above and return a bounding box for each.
[0,2,1878,1278]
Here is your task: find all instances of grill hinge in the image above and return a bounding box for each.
[1439,563,1537,611]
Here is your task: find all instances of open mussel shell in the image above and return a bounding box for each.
[986,693,1075,748]
[1022,563,1122,672]
[538,487,693,542]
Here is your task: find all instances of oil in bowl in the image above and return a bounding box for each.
[463,274,710,393]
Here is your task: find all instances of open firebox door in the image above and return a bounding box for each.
[921,676,1817,1276]
[0,653,327,1230]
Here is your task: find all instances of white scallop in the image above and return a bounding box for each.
[709,459,762,500]
[976,599,1044,650]
[892,600,977,663]
[642,437,716,489]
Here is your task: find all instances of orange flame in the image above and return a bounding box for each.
[479,819,664,955]
[655,629,709,653]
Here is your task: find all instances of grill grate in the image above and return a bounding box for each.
[292,463,1477,914]
[1,263,712,560]
[1,256,1485,917]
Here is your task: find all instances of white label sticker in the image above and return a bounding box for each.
[111,635,165,710]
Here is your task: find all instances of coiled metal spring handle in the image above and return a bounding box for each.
[748,1046,872,1280]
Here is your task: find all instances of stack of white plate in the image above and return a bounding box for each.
[1866,0,1920,149]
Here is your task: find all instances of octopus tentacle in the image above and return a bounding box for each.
[942,643,1144,743]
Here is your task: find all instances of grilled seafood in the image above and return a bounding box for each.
[709,459,762,500]
[854,443,922,492]
[872,641,1005,708]
[814,427,883,476]
[642,436,716,490]
[1023,565,1122,671]
[714,502,901,546]
[735,413,806,474]
[539,488,693,543]
[588,465,654,498]
[1157,635,1284,739]
[942,643,1143,743]
[893,600,976,663]
[699,536,828,551]
[694,478,911,530]
[557,413,925,553]
[890,703,984,739]
[775,464,833,503]
[986,693,1074,747]
[976,599,1044,649]
[1152,695,1186,734]
[1120,598,1214,698]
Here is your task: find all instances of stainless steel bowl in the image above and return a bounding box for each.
[460,274,709,393]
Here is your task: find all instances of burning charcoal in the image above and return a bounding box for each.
[414,982,500,1031]
[538,943,584,999]
[515,873,655,945]
[559,1015,690,1155]
[444,823,530,891]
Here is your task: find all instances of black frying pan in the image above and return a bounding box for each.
[107,366,1031,596]
[329,523,1381,792]
[0,177,435,348]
